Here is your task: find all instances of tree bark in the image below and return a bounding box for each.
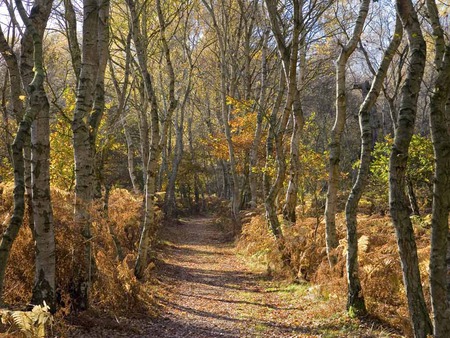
[389,1,432,336]
[90,0,110,199]
[325,0,370,267]
[15,0,55,310]
[108,33,137,193]
[426,1,450,336]
[164,64,193,217]
[0,13,27,305]
[64,0,81,81]
[345,15,402,316]
[249,28,268,208]
[283,96,304,223]
[262,69,285,223]
[126,0,162,280]
[70,0,110,310]
[263,0,301,249]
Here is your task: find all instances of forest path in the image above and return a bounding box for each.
[75,215,401,337]
[134,216,397,338]
[145,216,312,337]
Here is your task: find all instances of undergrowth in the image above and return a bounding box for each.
[0,183,158,333]
[237,211,431,336]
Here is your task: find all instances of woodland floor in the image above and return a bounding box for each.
[69,216,403,338]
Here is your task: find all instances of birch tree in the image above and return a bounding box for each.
[344,15,402,316]
[258,0,301,270]
[16,0,54,309]
[324,0,370,267]
[389,0,432,336]
[164,6,196,217]
[0,11,26,304]
[201,0,242,222]
[126,0,162,279]
[426,0,450,336]
[69,0,110,310]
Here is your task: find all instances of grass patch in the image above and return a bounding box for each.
[265,283,309,294]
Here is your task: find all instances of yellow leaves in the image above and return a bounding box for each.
[50,117,74,190]
[226,95,255,111]
[202,96,263,172]
[19,95,26,102]
[200,134,229,160]
[63,87,76,113]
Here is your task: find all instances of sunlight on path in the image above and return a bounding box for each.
[136,216,398,338]
[149,216,309,337]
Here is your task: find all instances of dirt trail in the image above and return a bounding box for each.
[76,216,401,337]
[144,216,312,338]
[136,216,398,338]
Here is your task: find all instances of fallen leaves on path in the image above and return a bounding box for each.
[71,216,403,337]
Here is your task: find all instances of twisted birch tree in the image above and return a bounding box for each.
[389,0,432,336]
[324,0,370,267]
[345,15,402,316]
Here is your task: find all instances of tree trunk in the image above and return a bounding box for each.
[0,14,27,305]
[90,0,110,200]
[264,0,300,250]
[389,1,432,336]
[262,69,285,231]
[201,0,241,223]
[345,15,402,316]
[164,109,184,218]
[15,0,55,310]
[18,0,38,238]
[249,28,268,208]
[108,32,136,193]
[0,115,30,305]
[164,61,192,217]
[188,114,200,212]
[426,1,450,336]
[137,82,149,186]
[126,0,162,280]
[123,121,140,194]
[282,6,307,224]
[406,176,420,216]
[70,0,110,310]
[325,0,370,267]
[64,0,81,81]
[283,97,304,223]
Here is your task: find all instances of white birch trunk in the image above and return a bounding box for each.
[324,0,370,267]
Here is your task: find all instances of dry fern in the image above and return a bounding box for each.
[1,302,52,338]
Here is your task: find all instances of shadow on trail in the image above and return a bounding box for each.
[151,217,324,337]
[174,292,305,311]
[154,296,355,338]
[158,262,259,292]
[143,316,240,338]
[154,297,332,336]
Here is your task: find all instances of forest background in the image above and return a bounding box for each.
[0,0,450,337]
